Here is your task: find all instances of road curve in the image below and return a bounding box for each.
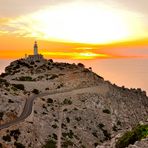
[0,85,100,130]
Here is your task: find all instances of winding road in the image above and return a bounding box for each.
[0,92,49,130]
[0,85,104,130]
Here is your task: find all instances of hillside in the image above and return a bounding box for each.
[0,57,148,148]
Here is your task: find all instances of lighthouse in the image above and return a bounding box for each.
[34,41,38,55]
[26,41,45,62]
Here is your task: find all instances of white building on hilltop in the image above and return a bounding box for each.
[34,41,38,55]
[26,41,45,61]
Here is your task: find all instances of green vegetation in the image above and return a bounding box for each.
[0,73,9,78]
[32,89,39,94]
[98,123,111,141]
[12,84,25,91]
[0,112,4,120]
[14,142,25,148]
[10,129,21,141]
[52,133,58,140]
[77,63,85,68]
[92,132,98,138]
[116,124,148,148]
[75,117,81,122]
[112,125,118,132]
[2,134,11,142]
[42,139,56,148]
[8,99,14,103]
[52,124,58,129]
[98,123,105,129]
[102,129,111,140]
[62,140,73,148]
[63,99,72,105]
[17,76,34,81]
[49,74,58,80]
[103,109,111,114]
[62,130,74,139]
[47,98,53,104]
[0,78,9,87]
[66,117,70,123]
[0,143,2,148]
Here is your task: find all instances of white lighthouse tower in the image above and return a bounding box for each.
[26,41,45,62]
[34,41,38,55]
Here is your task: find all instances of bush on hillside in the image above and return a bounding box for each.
[42,139,56,148]
[116,124,148,148]
[12,84,25,90]
[14,142,25,148]
[0,112,4,120]
[77,63,85,68]
[32,89,39,94]
[18,76,33,81]
[2,134,11,142]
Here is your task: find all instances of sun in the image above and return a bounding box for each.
[30,3,129,44]
[8,1,147,44]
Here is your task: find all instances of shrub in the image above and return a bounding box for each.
[48,59,53,63]
[0,143,2,148]
[47,98,53,104]
[103,109,111,114]
[12,84,25,90]
[113,125,118,132]
[63,99,72,105]
[77,63,85,68]
[49,74,58,80]
[52,133,58,140]
[62,140,73,147]
[18,76,33,81]
[42,139,56,148]
[102,129,111,140]
[98,123,105,129]
[32,89,39,94]
[66,117,70,123]
[116,124,148,148]
[52,124,58,129]
[0,112,4,120]
[117,120,122,126]
[2,134,11,142]
[92,132,98,138]
[8,99,14,103]
[62,130,74,139]
[10,129,21,140]
[14,142,25,148]
[0,78,9,86]
[75,117,81,122]
[0,73,8,78]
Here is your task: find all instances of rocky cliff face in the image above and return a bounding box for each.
[0,58,148,148]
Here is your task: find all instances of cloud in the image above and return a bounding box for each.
[0,0,148,49]
[0,0,69,17]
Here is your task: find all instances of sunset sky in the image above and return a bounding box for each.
[0,0,148,59]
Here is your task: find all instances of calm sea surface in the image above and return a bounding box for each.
[0,58,148,94]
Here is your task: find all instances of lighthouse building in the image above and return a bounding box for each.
[26,41,44,62]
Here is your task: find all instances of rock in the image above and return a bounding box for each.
[0,58,148,148]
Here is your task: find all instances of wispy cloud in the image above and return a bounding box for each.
[1,1,147,44]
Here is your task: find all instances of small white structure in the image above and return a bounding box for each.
[26,41,45,62]
[34,41,38,55]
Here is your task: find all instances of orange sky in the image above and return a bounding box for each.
[0,34,148,59]
[0,0,148,60]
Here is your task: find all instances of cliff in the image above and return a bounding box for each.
[0,58,148,148]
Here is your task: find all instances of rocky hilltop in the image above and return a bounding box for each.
[0,57,148,148]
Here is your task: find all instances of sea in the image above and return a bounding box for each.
[0,58,147,94]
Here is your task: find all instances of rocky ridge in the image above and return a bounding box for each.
[0,57,148,148]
